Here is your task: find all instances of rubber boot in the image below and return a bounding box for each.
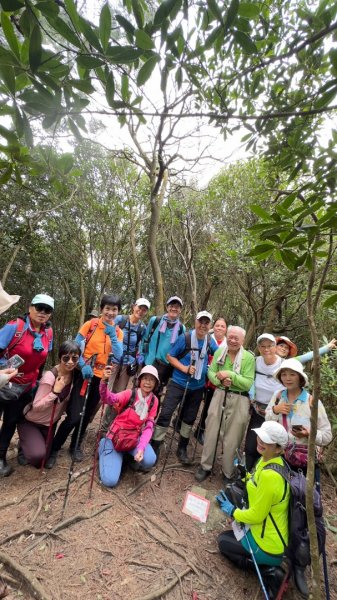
[176,435,192,465]
[151,439,162,462]
[0,458,14,477]
[294,565,309,598]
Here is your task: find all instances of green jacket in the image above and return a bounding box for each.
[207,347,255,392]
[233,456,290,555]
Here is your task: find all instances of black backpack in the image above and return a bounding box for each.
[118,316,145,348]
[176,332,212,360]
[143,316,184,354]
[264,462,326,567]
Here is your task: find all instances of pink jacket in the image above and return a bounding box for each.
[100,381,158,453]
[25,369,72,426]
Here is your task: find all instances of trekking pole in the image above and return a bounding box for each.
[211,388,228,474]
[40,398,58,472]
[322,544,330,599]
[243,528,270,600]
[158,358,196,485]
[192,388,207,463]
[61,353,97,517]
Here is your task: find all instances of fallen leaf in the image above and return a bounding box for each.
[150,474,156,482]
[80,575,86,583]
[55,553,65,559]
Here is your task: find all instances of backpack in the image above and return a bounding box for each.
[109,387,156,452]
[143,316,184,354]
[264,462,326,567]
[84,317,122,348]
[176,332,212,361]
[117,316,145,348]
[0,317,53,359]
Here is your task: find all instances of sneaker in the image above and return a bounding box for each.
[45,451,58,469]
[0,458,14,477]
[69,446,84,462]
[195,465,211,483]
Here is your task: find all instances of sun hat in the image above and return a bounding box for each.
[276,336,298,358]
[257,333,276,344]
[31,294,55,310]
[0,283,20,315]
[139,365,159,382]
[135,298,151,309]
[196,310,212,321]
[253,421,289,448]
[273,358,308,386]
[166,295,183,307]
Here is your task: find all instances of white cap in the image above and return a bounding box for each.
[273,358,308,386]
[257,333,276,344]
[166,296,183,306]
[253,421,289,448]
[139,365,159,382]
[0,283,20,316]
[135,298,150,309]
[196,310,212,321]
[31,294,54,309]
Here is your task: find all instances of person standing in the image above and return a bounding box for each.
[195,326,255,483]
[0,293,54,476]
[151,311,218,464]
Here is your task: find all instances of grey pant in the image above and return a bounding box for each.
[201,389,250,477]
[101,364,134,434]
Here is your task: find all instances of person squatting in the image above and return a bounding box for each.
[0,284,335,600]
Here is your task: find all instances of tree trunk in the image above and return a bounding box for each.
[1,243,22,287]
[147,170,167,314]
[129,205,141,298]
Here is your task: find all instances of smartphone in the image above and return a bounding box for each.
[292,425,303,432]
[6,354,25,369]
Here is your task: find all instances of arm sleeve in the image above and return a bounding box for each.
[230,353,256,392]
[31,372,58,411]
[207,349,222,387]
[99,382,131,409]
[297,345,330,364]
[233,471,280,525]
[75,332,86,368]
[0,322,17,361]
[265,394,280,421]
[316,401,332,446]
[108,326,123,361]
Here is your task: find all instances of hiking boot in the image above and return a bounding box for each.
[45,451,58,469]
[17,446,28,466]
[176,435,192,465]
[195,465,211,483]
[0,458,14,477]
[261,566,288,600]
[69,446,84,462]
[151,439,162,462]
[194,428,205,445]
[294,566,309,598]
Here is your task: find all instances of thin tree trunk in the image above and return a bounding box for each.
[130,205,141,298]
[147,170,167,314]
[1,243,22,287]
[79,270,86,327]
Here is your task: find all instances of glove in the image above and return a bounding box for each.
[82,365,93,380]
[103,323,116,337]
[216,490,235,516]
[137,354,144,366]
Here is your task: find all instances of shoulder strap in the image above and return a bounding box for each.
[263,462,291,484]
[85,318,99,345]
[117,316,128,330]
[7,318,26,354]
[121,387,137,413]
[274,390,283,405]
[51,366,58,378]
[136,322,145,346]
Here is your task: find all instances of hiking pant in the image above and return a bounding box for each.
[152,359,173,396]
[218,530,283,567]
[101,364,134,435]
[99,437,156,487]
[152,381,204,441]
[0,391,32,459]
[196,386,214,433]
[201,389,250,477]
[17,419,56,468]
[245,410,265,472]
[52,371,100,452]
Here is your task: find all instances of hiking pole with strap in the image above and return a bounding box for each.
[243,528,270,600]
[192,387,207,463]
[211,388,228,474]
[62,353,97,517]
[158,358,196,485]
[40,398,58,472]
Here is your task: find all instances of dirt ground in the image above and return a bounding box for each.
[0,417,336,600]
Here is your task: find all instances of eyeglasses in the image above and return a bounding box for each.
[61,355,80,364]
[33,304,53,314]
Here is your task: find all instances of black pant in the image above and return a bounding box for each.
[0,391,33,459]
[197,386,214,432]
[152,359,173,395]
[218,530,251,569]
[245,410,265,472]
[52,371,101,451]
[156,381,204,429]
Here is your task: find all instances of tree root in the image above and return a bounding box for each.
[133,566,191,600]
[323,462,337,491]
[30,488,44,523]
[0,551,51,600]
[1,528,60,547]
[0,484,41,511]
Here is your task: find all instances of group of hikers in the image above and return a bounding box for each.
[0,283,335,599]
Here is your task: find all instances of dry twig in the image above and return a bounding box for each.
[133,567,191,600]
[0,551,51,600]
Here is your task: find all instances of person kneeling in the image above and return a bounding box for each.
[217,421,290,600]
[99,365,159,488]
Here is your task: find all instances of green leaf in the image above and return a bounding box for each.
[64,0,79,25]
[105,72,115,106]
[314,85,337,109]
[45,16,81,49]
[132,0,144,28]
[329,49,337,72]
[207,0,223,21]
[249,243,274,256]
[250,204,270,220]
[70,79,95,94]
[137,55,158,86]
[21,110,33,147]
[68,117,82,141]
[78,16,102,52]
[154,0,181,26]
[135,29,154,50]
[29,25,42,72]
[224,0,239,30]
[238,3,260,18]
[323,293,337,308]
[36,1,59,18]
[234,30,258,53]
[99,3,111,51]
[121,74,129,101]
[0,124,18,144]
[0,66,15,95]
[280,249,297,270]
[0,0,24,9]
[115,15,135,41]
[1,12,20,59]
[0,164,12,184]
[106,46,143,63]
[57,152,74,174]
[76,55,104,69]
[0,46,20,67]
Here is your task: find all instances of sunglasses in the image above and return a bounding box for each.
[61,355,80,364]
[33,304,53,314]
